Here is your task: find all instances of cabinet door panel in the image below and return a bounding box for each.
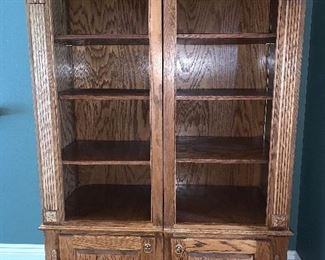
[76,252,139,260]
[60,235,155,260]
[171,239,256,260]
[190,256,253,260]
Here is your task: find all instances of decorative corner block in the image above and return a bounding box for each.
[44,211,58,223]
[271,215,288,228]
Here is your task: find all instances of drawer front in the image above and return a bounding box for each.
[59,235,156,260]
[170,239,257,260]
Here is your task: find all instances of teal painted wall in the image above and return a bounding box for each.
[0,1,42,243]
[0,0,313,248]
[297,0,325,258]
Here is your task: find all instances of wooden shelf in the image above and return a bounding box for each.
[62,141,150,166]
[59,89,150,101]
[177,33,277,45]
[176,89,273,101]
[177,185,266,225]
[65,185,151,221]
[176,136,269,164]
[55,34,149,45]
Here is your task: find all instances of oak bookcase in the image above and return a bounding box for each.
[27,0,306,259]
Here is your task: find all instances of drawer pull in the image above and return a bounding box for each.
[175,244,184,255]
[143,242,152,254]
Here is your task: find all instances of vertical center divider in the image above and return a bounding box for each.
[163,0,177,228]
[149,0,164,227]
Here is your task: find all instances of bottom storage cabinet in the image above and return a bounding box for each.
[170,238,276,260]
[59,235,158,260]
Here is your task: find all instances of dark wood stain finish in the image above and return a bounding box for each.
[65,184,151,221]
[27,0,305,258]
[176,136,269,164]
[60,89,150,101]
[177,33,276,45]
[176,185,266,225]
[55,34,149,45]
[62,140,150,165]
[176,89,273,101]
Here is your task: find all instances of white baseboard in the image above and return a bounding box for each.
[0,244,300,260]
[0,244,45,260]
[288,250,302,260]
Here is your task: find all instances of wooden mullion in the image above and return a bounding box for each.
[163,0,177,228]
[149,0,163,227]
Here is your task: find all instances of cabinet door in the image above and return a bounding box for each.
[60,235,156,260]
[171,239,256,260]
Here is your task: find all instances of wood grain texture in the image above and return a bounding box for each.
[177,33,276,45]
[44,231,59,260]
[176,164,267,187]
[42,222,161,234]
[75,100,150,141]
[78,165,150,186]
[267,0,306,229]
[149,0,164,227]
[177,0,271,34]
[165,226,291,238]
[176,137,269,164]
[59,235,143,260]
[186,256,253,260]
[60,235,158,260]
[60,89,150,101]
[176,101,266,137]
[176,44,268,90]
[269,237,289,260]
[181,239,256,254]
[176,89,273,101]
[28,3,64,223]
[65,185,151,222]
[255,241,271,260]
[176,185,266,225]
[55,34,149,45]
[171,239,256,260]
[62,140,150,165]
[67,0,148,35]
[71,45,149,90]
[163,0,177,228]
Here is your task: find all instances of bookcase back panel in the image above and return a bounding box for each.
[177,164,267,187]
[177,0,271,34]
[78,165,151,186]
[75,100,150,141]
[67,0,148,35]
[176,44,268,90]
[59,102,76,147]
[176,101,266,137]
[72,46,149,90]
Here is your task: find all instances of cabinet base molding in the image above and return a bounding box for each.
[0,244,300,260]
